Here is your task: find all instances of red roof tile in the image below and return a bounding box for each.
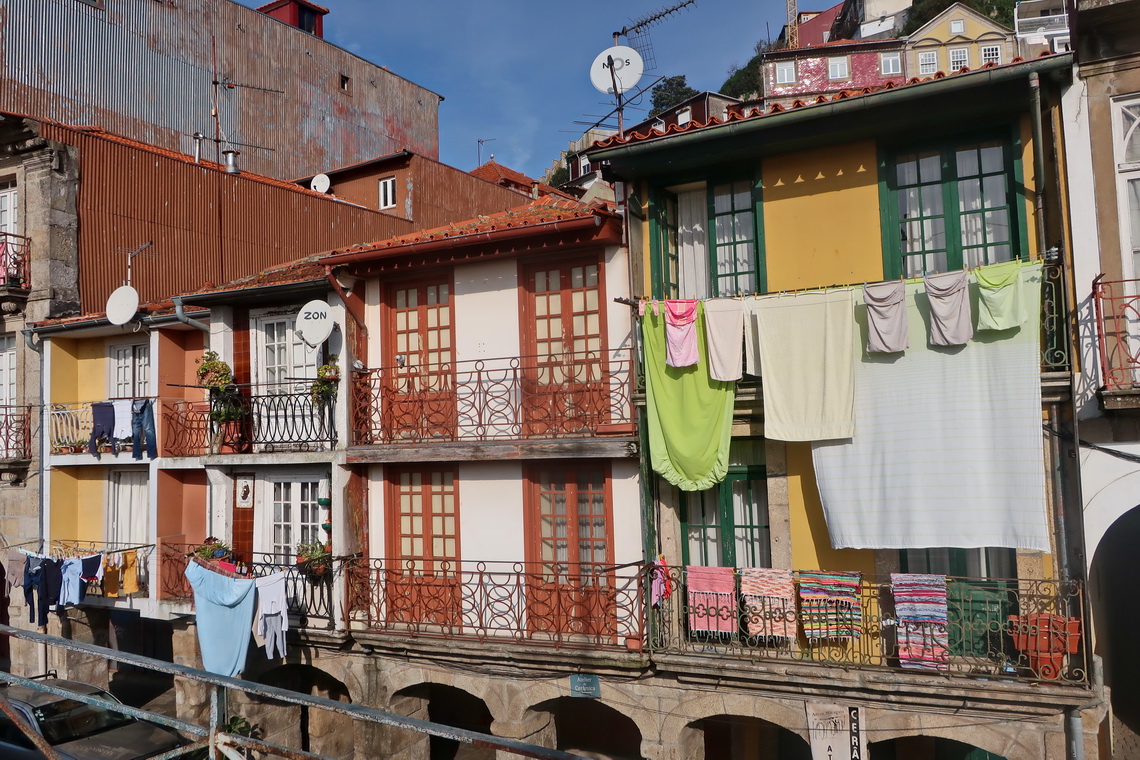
[322,196,616,259]
[470,160,575,200]
[590,55,1045,151]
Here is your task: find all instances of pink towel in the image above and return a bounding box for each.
[739,568,797,639]
[665,300,700,367]
[686,565,736,634]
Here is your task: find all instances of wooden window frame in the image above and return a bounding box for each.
[707,176,766,297]
[679,439,770,568]
[523,462,614,570]
[380,273,455,369]
[384,466,461,568]
[519,253,609,363]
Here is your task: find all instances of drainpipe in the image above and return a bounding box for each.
[1029,72,1048,255]
[172,297,210,332]
[20,328,40,353]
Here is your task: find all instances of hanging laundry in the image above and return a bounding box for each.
[891,573,949,671]
[685,566,737,634]
[8,549,26,589]
[664,299,700,368]
[703,299,745,381]
[924,270,973,346]
[650,556,674,608]
[80,554,104,583]
[254,573,289,660]
[131,399,158,460]
[121,550,140,594]
[863,280,909,353]
[739,568,797,640]
[642,308,735,491]
[185,560,256,677]
[111,399,133,441]
[103,561,121,598]
[60,558,83,606]
[812,263,1050,551]
[747,290,856,442]
[797,570,862,641]
[22,555,47,626]
[975,260,1025,331]
[89,402,118,458]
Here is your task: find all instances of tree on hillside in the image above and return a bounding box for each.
[901,0,1015,34]
[547,164,569,186]
[649,76,700,118]
[720,39,779,100]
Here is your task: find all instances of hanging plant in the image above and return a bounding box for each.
[196,350,234,391]
[310,354,340,402]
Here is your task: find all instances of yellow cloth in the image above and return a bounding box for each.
[975,260,1026,331]
[103,564,120,597]
[121,550,140,594]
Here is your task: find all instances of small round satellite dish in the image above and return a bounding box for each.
[589,46,644,95]
[310,174,331,194]
[106,285,139,326]
[296,300,334,347]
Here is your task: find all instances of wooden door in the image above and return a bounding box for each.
[382,279,455,441]
[386,469,460,628]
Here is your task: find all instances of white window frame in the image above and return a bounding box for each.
[378,176,396,210]
[579,155,591,175]
[1052,36,1071,52]
[828,56,850,80]
[775,60,796,85]
[0,179,18,236]
[949,18,966,34]
[918,51,938,75]
[0,334,15,408]
[253,469,329,562]
[1113,97,1140,280]
[880,52,902,76]
[106,468,149,548]
[250,307,321,391]
[108,340,151,399]
[677,107,692,126]
[949,47,969,70]
[981,45,1002,65]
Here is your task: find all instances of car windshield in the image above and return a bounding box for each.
[33,694,135,745]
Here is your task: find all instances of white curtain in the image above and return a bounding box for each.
[108,470,148,547]
[677,189,710,299]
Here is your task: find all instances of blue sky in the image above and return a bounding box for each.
[243,0,786,179]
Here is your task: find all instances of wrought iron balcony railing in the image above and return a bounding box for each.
[351,349,635,446]
[163,384,337,455]
[1040,258,1070,371]
[1093,276,1140,392]
[649,567,1087,685]
[0,231,30,290]
[157,542,337,629]
[346,558,645,649]
[0,405,32,460]
[48,398,168,456]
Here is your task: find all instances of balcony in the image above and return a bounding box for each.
[0,231,30,290]
[0,405,32,462]
[48,399,161,457]
[163,383,337,456]
[350,349,636,452]
[345,558,645,650]
[1092,277,1140,408]
[650,567,1087,686]
[1014,0,1070,37]
[158,542,337,629]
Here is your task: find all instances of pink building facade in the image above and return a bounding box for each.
[762,39,908,108]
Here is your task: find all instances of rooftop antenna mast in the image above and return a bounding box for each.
[612,0,697,70]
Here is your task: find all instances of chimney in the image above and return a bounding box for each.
[222,150,241,174]
[257,0,328,38]
[192,132,205,163]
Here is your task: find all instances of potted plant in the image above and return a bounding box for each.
[310,354,340,403]
[196,350,233,390]
[296,540,332,578]
[194,539,232,561]
[197,351,244,453]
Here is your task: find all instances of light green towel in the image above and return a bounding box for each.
[975,259,1025,331]
[642,303,735,491]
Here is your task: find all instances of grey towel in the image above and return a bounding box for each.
[863,281,909,353]
[924,270,973,346]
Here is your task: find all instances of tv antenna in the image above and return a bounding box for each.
[612,0,697,70]
[477,138,496,165]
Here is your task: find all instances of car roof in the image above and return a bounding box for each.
[0,679,106,709]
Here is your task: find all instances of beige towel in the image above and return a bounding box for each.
[703,299,744,381]
[748,290,855,441]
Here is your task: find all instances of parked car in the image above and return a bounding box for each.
[0,678,188,760]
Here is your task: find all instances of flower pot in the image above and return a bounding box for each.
[1008,614,1080,680]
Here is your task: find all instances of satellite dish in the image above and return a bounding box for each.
[590,46,644,95]
[296,300,334,348]
[106,285,140,326]
[310,174,331,193]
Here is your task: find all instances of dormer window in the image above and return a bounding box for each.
[677,107,692,126]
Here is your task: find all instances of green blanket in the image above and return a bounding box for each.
[642,304,735,491]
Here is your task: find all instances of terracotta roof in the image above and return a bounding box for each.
[590,54,1051,151]
[32,299,208,330]
[797,2,844,45]
[322,196,616,259]
[766,36,903,55]
[184,254,329,298]
[470,160,575,200]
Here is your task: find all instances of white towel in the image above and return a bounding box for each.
[811,263,1049,551]
[863,280,909,353]
[748,290,856,442]
[111,399,133,440]
[703,299,744,381]
[924,270,973,346]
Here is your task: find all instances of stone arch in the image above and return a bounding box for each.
[529,696,643,760]
[870,735,1011,760]
[242,663,353,760]
[680,714,811,760]
[392,681,495,760]
[658,690,809,749]
[382,666,513,720]
[865,724,1039,760]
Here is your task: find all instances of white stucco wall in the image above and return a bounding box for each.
[1080,444,1140,563]
[458,461,526,563]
